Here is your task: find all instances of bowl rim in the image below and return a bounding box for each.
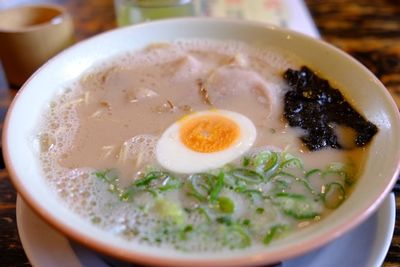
[3,17,400,267]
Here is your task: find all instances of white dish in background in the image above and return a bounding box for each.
[17,194,395,267]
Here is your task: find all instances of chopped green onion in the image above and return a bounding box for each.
[179,225,193,240]
[270,172,295,190]
[209,172,225,202]
[229,168,263,183]
[324,162,355,185]
[223,173,237,188]
[135,171,167,187]
[242,219,251,226]
[218,196,235,214]
[256,207,264,214]
[93,148,354,248]
[119,187,136,201]
[158,175,182,191]
[263,152,279,176]
[94,169,120,193]
[240,189,265,203]
[253,151,272,168]
[144,188,158,197]
[305,168,322,179]
[326,162,346,172]
[234,180,248,192]
[197,206,212,223]
[223,224,251,249]
[272,172,316,195]
[322,170,353,186]
[184,224,193,232]
[279,157,304,171]
[273,192,321,219]
[322,182,346,209]
[263,224,290,245]
[91,216,101,224]
[153,198,184,225]
[217,216,233,225]
[94,169,118,182]
[242,156,250,167]
[299,178,316,195]
[188,173,215,201]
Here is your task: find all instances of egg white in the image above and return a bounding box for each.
[156,110,256,174]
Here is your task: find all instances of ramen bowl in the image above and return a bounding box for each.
[3,18,400,266]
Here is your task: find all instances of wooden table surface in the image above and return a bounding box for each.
[0,0,399,266]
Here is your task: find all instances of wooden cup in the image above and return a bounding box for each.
[0,4,74,87]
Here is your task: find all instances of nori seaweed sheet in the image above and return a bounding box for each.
[283,66,378,151]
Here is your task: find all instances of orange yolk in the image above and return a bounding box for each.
[179,114,240,153]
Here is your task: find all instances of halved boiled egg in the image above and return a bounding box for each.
[156,109,256,173]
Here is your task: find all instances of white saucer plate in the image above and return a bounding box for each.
[17,193,395,267]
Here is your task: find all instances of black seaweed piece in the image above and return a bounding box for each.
[283,66,378,151]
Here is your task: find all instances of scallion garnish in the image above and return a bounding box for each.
[188,173,215,201]
[263,152,279,175]
[218,196,235,214]
[229,168,263,183]
[223,225,251,249]
[263,224,290,245]
[256,207,264,214]
[94,148,353,248]
[322,182,346,209]
[273,192,321,219]
[209,172,225,202]
[217,216,233,225]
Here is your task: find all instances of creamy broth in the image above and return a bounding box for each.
[37,40,367,251]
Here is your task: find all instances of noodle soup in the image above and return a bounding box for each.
[37,40,371,251]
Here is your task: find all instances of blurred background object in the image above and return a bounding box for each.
[0,4,74,87]
[114,0,196,26]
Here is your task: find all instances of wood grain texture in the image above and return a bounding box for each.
[304,2,400,265]
[0,0,399,266]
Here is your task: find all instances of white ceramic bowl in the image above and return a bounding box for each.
[3,18,400,266]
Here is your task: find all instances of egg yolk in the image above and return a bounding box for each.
[179,114,240,153]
